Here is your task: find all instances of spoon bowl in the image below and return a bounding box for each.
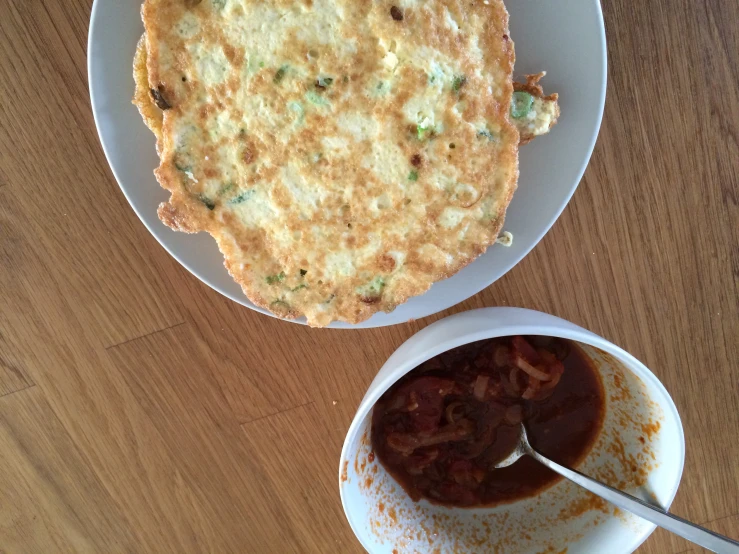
[493,423,531,469]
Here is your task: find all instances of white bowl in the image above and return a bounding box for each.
[339,308,684,553]
[87,0,607,328]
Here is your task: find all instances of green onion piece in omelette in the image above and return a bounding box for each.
[273,65,288,84]
[416,124,432,140]
[217,183,234,196]
[357,276,385,298]
[266,272,286,285]
[452,75,467,92]
[316,76,333,88]
[229,189,255,204]
[197,194,215,210]
[511,91,534,119]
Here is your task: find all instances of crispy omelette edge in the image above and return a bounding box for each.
[134,2,519,326]
[513,72,560,145]
[133,36,163,148]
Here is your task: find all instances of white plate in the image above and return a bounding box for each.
[88,0,606,328]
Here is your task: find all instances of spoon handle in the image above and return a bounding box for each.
[527,449,739,554]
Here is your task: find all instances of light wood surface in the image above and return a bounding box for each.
[0,0,737,552]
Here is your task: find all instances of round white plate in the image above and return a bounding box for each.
[88,0,606,328]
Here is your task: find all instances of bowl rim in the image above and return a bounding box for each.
[339,307,686,553]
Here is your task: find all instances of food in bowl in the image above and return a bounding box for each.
[133,0,559,326]
[341,308,683,553]
[371,335,604,507]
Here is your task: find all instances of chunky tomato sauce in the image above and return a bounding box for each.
[371,336,604,507]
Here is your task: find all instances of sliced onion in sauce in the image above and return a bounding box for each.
[406,391,419,411]
[387,392,407,412]
[473,375,490,400]
[521,374,541,400]
[538,369,563,391]
[509,367,521,392]
[514,355,551,381]
[445,401,465,424]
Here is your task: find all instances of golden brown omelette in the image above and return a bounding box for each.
[134,0,559,326]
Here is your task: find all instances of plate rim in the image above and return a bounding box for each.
[87,0,607,329]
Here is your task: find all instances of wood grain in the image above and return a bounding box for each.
[0,387,137,552]
[0,0,736,552]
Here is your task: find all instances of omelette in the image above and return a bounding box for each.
[134,0,559,327]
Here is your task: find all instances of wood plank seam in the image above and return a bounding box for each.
[0,356,33,386]
[239,400,316,426]
[0,383,36,400]
[700,511,739,526]
[104,321,187,351]
[669,511,739,554]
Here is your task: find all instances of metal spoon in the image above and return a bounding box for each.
[496,425,739,554]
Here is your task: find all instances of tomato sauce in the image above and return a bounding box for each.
[371,336,605,507]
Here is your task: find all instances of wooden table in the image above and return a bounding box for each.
[0,0,736,552]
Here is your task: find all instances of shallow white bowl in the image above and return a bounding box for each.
[339,308,685,553]
[87,0,607,328]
